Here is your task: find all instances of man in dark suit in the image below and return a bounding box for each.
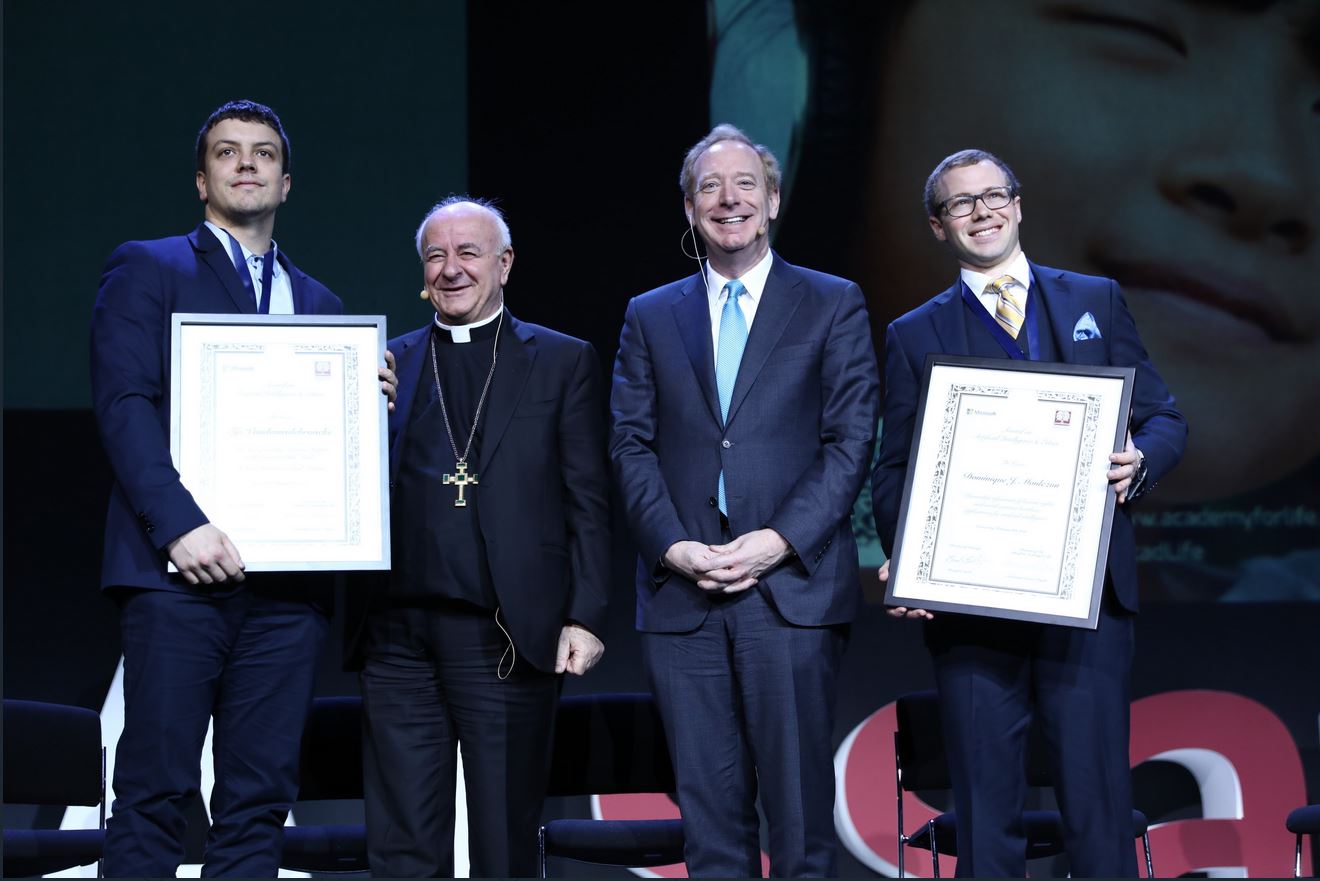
[610,124,879,877]
[358,196,610,877]
[90,99,395,876]
[873,149,1187,877]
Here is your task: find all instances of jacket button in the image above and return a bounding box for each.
[708,496,718,508]
[721,439,732,449]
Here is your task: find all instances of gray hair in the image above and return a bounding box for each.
[678,123,782,199]
[414,195,513,258]
[923,149,1021,218]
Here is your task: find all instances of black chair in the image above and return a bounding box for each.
[280,695,368,874]
[1287,804,1320,877]
[538,692,685,877]
[3,699,106,878]
[894,690,1154,878]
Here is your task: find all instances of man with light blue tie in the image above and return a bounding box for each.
[874,149,1187,877]
[610,124,879,877]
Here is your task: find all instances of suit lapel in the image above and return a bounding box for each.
[190,224,258,314]
[388,325,431,482]
[673,274,722,425]
[282,252,308,314]
[478,311,534,472]
[1029,261,1083,362]
[927,281,973,355]
[725,254,803,426]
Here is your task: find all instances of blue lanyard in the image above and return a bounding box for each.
[960,281,1040,361]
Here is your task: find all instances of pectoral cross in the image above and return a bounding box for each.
[442,460,478,507]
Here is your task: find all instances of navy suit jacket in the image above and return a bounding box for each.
[91,223,342,594]
[611,253,880,632]
[368,312,611,673]
[872,262,1187,613]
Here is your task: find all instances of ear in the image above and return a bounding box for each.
[498,245,515,285]
[684,196,694,226]
[768,187,781,221]
[196,170,209,203]
[280,173,292,204]
[928,215,947,242]
[1013,195,1022,224]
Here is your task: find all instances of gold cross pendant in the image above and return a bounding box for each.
[442,460,479,507]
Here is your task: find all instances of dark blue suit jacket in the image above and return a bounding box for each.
[872,262,1188,612]
[611,253,880,631]
[374,313,611,673]
[90,223,343,594]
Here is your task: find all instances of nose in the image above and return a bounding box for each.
[718,181,739,206]
[1157,75,1314,254]
[1161,157,1313,254]
[237,152,257,172]
[440,260,464,280]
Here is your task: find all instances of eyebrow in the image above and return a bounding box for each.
[212,139,280,153]
[425,242,483,254]
[700,170,761,182]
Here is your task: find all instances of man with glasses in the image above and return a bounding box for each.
[873,149,1186,876]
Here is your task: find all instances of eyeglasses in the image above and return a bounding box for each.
[940,187,1014,218]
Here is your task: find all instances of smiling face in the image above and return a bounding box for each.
[685,139,781,278]
[929,161,1023,274]
[419,203,513,325]
[863,0,1320,502]
[195,118,290,226]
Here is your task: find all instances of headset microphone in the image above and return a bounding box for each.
[682,222,713,299]
[419,289,429,300]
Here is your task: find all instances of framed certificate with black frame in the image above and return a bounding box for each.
[883,354,1135,629]
[169,313,391,572]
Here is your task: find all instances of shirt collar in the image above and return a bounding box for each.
[705,249,774,305]
[961,251,1032,298]
[205,221,282,278]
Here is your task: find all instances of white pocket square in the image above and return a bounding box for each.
[1073,312,1102,341]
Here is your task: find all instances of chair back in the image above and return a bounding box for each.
[3,699,106,878]
[296,696,365,801]
[282,695,367,874]
[4,699,104,808]
[546,692,676,797]
[895,691,1054,791]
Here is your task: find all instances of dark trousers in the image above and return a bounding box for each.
[927,596,1138,878]
[104,587,327,878]
[643,586,848,878]
[360,600,560,878]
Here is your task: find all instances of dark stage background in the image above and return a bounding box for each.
[4,1,1317,876]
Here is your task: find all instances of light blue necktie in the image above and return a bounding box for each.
[716,279,748,515]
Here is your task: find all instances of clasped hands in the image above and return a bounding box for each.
[665,528,792,594]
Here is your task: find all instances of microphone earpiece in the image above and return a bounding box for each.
[757,225,767,237]
[419,289,429,300]
[680,225,706,263]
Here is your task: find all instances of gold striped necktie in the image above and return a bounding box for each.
[988,275,1026,339]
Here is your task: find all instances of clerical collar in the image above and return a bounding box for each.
[433,306,503,344]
